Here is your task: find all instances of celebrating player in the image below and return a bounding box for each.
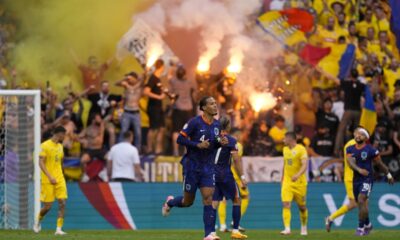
[211,116,247,239]
[346,127,394,236]
[161,96,228,240]
[218,130,250,233]
[280,132,309,236]
[33,126,68,235]
[325,128,358,232]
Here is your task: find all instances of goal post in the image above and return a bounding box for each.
[0,90,41,229]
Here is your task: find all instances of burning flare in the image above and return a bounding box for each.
[146,42,164,68]
[249,92,277,113]
[197,56,210,72]
[227,54,243,74]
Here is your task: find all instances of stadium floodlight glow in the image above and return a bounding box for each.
[0,90,40,230]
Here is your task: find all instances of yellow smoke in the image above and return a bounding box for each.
[6,0,152,94]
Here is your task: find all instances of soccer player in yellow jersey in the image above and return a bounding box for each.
[325,136,358,231]
[217,140,250,232]
[280,132,308,236]
[33,126,68,235]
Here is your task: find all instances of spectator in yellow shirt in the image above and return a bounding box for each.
[357,8,377,37]
[319,16,340,48]
[269,115,288,156]
[375,6,390,33]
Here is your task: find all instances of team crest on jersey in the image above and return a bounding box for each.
[214,127,219,136]
[361,151,368,160]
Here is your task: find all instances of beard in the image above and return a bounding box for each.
[355,139,364,144]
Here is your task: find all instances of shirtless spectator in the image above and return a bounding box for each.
[70,49,113,89]
[115,71,143,151]
[84,80,121,149]
[79,113,108,182]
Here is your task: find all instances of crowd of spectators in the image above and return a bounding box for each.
[0,0,400,182]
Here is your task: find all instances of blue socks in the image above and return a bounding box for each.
[167,196,184,208]
[204,205,215,237]
[364,216,370,226]
[232,205,241,229]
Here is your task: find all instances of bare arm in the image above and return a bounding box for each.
[39,156,56,184]
[134,164,143,181]
[292,157,308,181]
[69,48,80,65]
[373,155,394,184]
[346,154,368,176]
[107,158,112,179]
[231,151,247,188]
[143,86,164,100]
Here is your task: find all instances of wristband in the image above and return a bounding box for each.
[387,172,393,180]
[240,175,246,180]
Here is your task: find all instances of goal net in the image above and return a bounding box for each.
[0,90,40,229]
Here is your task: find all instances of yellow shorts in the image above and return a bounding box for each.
[344,180,354,200]
[281,184,307,206]
[41,181,68,202]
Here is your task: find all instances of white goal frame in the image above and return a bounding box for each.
[0,89,41,229]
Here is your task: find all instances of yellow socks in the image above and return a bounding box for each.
[329,205,349,220]
[57,218,64,228]
[300,209,308,226]
[218,200,227,226]
[38,214,44,222]
[283,207,291,228]
[241,197,249,217]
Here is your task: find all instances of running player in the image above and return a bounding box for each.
[211,116,247,239]
[346,127,394,236]
[280,132,309,236]
[33,126,68,235]
[325,127,360,232]
[161,96,228,240]
[218,130,249,233]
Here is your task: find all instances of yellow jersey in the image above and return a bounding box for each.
[282,144,308,186]
[39,139,65,184]
[343,139,356,182]
[231,142,243,180]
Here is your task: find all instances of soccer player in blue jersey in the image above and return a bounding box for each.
[211,116,248,239]
[162,96,228,240]
[346,127,394,236]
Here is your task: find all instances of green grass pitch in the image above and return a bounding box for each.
[1,229,400,240]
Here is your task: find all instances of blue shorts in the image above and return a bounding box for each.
[353,180,373,202]
[213,172,239,201]
[183,169,215,193]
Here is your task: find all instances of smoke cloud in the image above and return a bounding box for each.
[5,0,150,93]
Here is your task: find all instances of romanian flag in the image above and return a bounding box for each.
[257,9,314,47]
[258,9,355,80]
[359,85,377,134]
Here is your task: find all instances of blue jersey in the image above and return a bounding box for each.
[179,115,221,171]
[346,144,379,182]
[215,135,238,182]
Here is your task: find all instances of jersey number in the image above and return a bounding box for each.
[362,183,371,192]
[200,135,205,142]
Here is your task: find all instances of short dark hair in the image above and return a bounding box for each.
[53,126,66,134]
[199,96,212,111]
[285,131,296,140]
[219,115,230,130]
[125,71,138,79]
[123,131,133,140]
[275,115,285,123]
[154,59,164,70]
